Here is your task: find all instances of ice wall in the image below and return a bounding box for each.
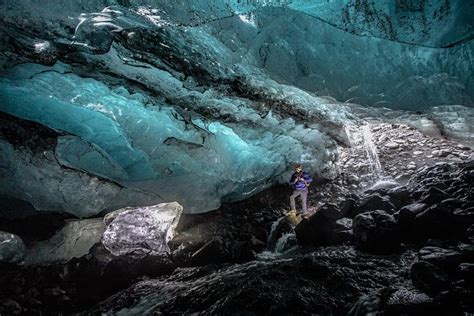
[0,0,472,217]
[208,6,474,109]
[286,0,474,47]
[1,63,339,216]
[1,0,472,109]
[0,3,349,216]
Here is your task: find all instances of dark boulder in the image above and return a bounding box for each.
[353,210,400,254]
[334,218,353,243]
[411,261,451,295]
[387,186,411,206]
[418,246,463,274]
[453,208,474,228]
[414,203,472,240]
[352,194,397,217]
[86,243,175,288]
[340,198,356,218]
[248,236,266,253]
[0,298,22,315]
[457,243,474,263]
[240,223,268,244]
[459,263,474,287]
[189,237,232,266]
[467,224,474,244]
[295,204,343,247]
[419,187,450,206]
[397,203,428,240]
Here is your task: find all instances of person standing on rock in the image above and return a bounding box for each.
[289,163,313,217]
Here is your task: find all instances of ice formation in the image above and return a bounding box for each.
[0,0,472,217]
[101,202,183,256]
[0,231,26,263]
[25,219,105,265]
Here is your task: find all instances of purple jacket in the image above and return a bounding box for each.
[289,171,313,190]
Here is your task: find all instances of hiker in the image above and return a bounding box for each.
[289,163,313,216]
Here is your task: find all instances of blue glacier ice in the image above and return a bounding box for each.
[0,0,472,217]
[0,61,342,215]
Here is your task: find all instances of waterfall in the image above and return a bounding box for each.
[256,216,297,259]
[267,216,287,248]
[360,124,383,178]
[274,233,295,253]
[341,123,384,183]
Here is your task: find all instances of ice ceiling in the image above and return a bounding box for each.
[0,0,473,216]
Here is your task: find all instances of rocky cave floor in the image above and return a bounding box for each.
[0,122,473,315]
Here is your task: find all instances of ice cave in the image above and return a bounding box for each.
[0,0,473,314]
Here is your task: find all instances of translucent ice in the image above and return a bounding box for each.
[101,202,183,256]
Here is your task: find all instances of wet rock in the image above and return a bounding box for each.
[385,142,399,149]
[353,210,400,254]
[457,243,474,262]
[453,208,474,228]
[413,203,471,240]
[353,194,397,217]
[384,287,436,315]
[249,236,266,253]
[334,218,353,243]
[232,240,257,263]
[387,186,411,206]
[295,203,343,247]
[240,223,267,244]
[418,246,463,273]
[411,261,451,295]
[459,263,474,287]
[457,144,471,151]
[467,224,474,243]
[335,217,352,230]
[340,197,357,218]
[439,150,451,158]
[0,231,25,263]
[419,187,450,205]
[0,298,22,315]
[102,202,183,257]
[88,245,407,315]
[397,203,428,239]
[86,243,176,290]
[189,237,231,266]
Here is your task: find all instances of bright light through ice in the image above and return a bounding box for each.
[34,41,50,53]
[239,14,257,27]
[102,202,183,256]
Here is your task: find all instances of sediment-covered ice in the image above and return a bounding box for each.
[24,219,105,265]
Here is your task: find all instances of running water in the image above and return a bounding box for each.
[257,216,297,259]
[274,232,296,253]
[341,123,385,186]
[360,124,383,178]
[267,216,287,250]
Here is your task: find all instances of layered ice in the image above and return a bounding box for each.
[208,6,473,109]
[0,61,341,216]
[0,0,472,217]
